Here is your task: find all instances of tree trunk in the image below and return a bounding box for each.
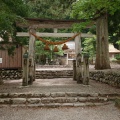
[28,28,36,85]
[95,14,111,70]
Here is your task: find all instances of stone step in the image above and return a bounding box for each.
[36,76,72,79]
[35,70,73,79]
[0,92,119,107]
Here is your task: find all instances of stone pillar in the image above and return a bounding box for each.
[76,53,83,83]
[66,53,68,65]
[45,57,49,65]
[73,60,76,81]
[75,34,83,83]
[83,54,89,85]
[22,50,29,86]
[53,28,58,33]
[28,28,36,85]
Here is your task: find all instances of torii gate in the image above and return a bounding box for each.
[16,18,94,86]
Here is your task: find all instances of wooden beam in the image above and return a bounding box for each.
[16,32,94,38]
[16,22,74,29]
[16,18,91,29]
[16,18,95,28]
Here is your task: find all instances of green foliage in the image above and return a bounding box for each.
[0,0,30,54]
[82,36,96,59]
[71,0,120,32]
[115,54,120,60]
[0,0,29,41]
[116,40,120,45]
[27,0,75,19]
[72,0,120,19]
[110,57,117,62]
[35,40,64,64]
[35,40,45,55]
[7,45,16,56]
[108,10,120,47]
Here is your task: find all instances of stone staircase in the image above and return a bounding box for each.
[0,92,119,107]
[36,70,73,79]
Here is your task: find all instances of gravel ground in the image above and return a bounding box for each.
[0,104,120,120]
[0,78,120,94]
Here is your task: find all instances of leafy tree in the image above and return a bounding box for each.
[0,0,29,44]
[71,0,120,69]
[27,0,76,19]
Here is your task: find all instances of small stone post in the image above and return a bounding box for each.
[83,53,89,85]
[45,57,49,65]
[73,60,76,81]
[22,50,29,86]
[76,53,83,83]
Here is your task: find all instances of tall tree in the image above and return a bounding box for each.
[71,0,120,69]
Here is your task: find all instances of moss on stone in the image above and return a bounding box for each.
[115,98,120,108]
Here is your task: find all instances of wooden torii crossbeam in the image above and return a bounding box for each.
[17,32,94,38]
[16,18,94,29]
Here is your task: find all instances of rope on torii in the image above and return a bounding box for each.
[30,32,81,45]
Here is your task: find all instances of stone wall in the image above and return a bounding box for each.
[0,70,22,80]
[0,69,73,80]
[1,68,120,89]
[90,69,120,88]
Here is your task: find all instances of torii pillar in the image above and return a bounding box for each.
[28,28,36,85]
[75,34,83,83]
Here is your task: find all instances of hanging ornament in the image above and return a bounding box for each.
[53,46,59,52]
[44,44,50,51]
[62,43,69,50]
